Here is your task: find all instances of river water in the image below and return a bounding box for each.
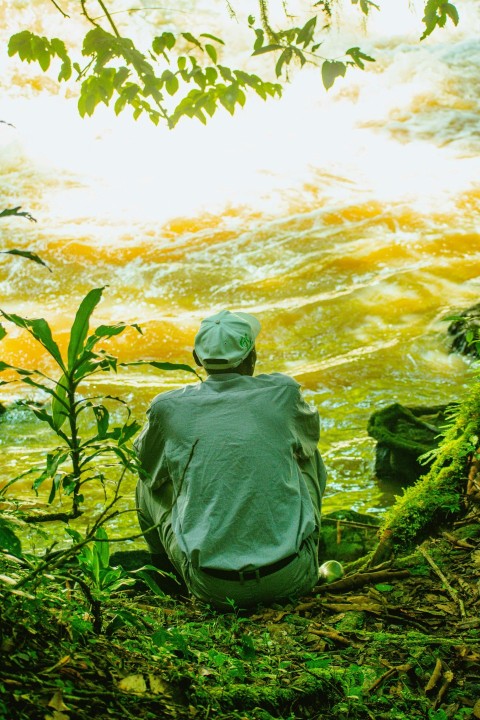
[1,1,480,539]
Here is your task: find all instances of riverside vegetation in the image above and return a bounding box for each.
[0,287,479,720]
[1,4,477,718]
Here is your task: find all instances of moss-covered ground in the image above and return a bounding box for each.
[1,504,479,720]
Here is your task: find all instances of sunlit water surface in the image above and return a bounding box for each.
[1,0,480,547]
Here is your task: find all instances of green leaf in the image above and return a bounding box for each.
[95,527,110,569]
[296,16,317,47]
[165,72,179,96]
[205,44,217,64]
[253,28,264,52]
[0,312,65,370]
[92,404,110,438]
[47,474,61,504]
[121,360,201,378]
[34,36,51,70]
[252,43,283,56]
[321,60,346,90]
[205,67,218,85]
[0,324,6,341]
[182,32,203,49]
[0,360,33,375]
[68,287,105,371]
[51,373,69,431]
[0,518,23,557]
[199,33,225,45]
[2,249,51,271]
[346,47,375,69]
[0,206,36,222]
[276,48,293,77]
[152,32,176,57]
[444,3,459,25]
[374,583,394,592]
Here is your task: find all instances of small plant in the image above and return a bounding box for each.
[0,286,199,521]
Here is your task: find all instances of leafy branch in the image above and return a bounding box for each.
[6,0,461,121]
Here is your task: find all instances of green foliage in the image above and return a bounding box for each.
[377,381,480,551]
[8,22,281,127]
[0,286,199,518]
[7,30,71,80]
[5,1,460,122]
[421,0,460,40]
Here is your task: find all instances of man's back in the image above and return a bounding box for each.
[135,372,319,570]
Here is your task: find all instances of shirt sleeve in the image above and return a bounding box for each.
[134,401,170,491]
[292,386,320,459]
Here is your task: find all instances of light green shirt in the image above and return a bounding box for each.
[134,372,319,571]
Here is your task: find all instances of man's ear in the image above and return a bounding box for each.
[193,349,203,367]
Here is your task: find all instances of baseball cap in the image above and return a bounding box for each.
[194,309,261,370]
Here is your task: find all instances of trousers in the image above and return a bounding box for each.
[135,450,327,609]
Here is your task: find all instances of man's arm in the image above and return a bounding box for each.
[292,386,321,460]
[134,402,171,497]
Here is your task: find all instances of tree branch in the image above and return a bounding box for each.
[96,0,121,37]
[48,0,70,18]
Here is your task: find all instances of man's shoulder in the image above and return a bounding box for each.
[149,382,201,408]
[254,372,300,389]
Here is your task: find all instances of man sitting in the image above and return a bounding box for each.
[134,309,327,608]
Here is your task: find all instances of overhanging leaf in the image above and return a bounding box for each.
[1,249,51,271]
[321,60,346,90]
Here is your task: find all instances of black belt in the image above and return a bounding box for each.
[200,552,297,582]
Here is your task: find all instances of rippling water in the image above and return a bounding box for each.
[1,0,479,532]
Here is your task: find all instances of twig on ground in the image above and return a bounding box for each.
[417,545,466,619]
[365,663,412,694]
[315,569,410,594]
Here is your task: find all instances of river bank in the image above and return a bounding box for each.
[1,503,479,720]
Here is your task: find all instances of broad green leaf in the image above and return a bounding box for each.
[51,373,69,431]
[0,312,65,370]
[8,31,33,60]
[95,526,110,569]
[1,249,51,271]
[0,324,5,341]
[321,60,346,90]
[205,44,217,64]
[68,287,105,371]
[152,32,176,57]
[0,519,22,558]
